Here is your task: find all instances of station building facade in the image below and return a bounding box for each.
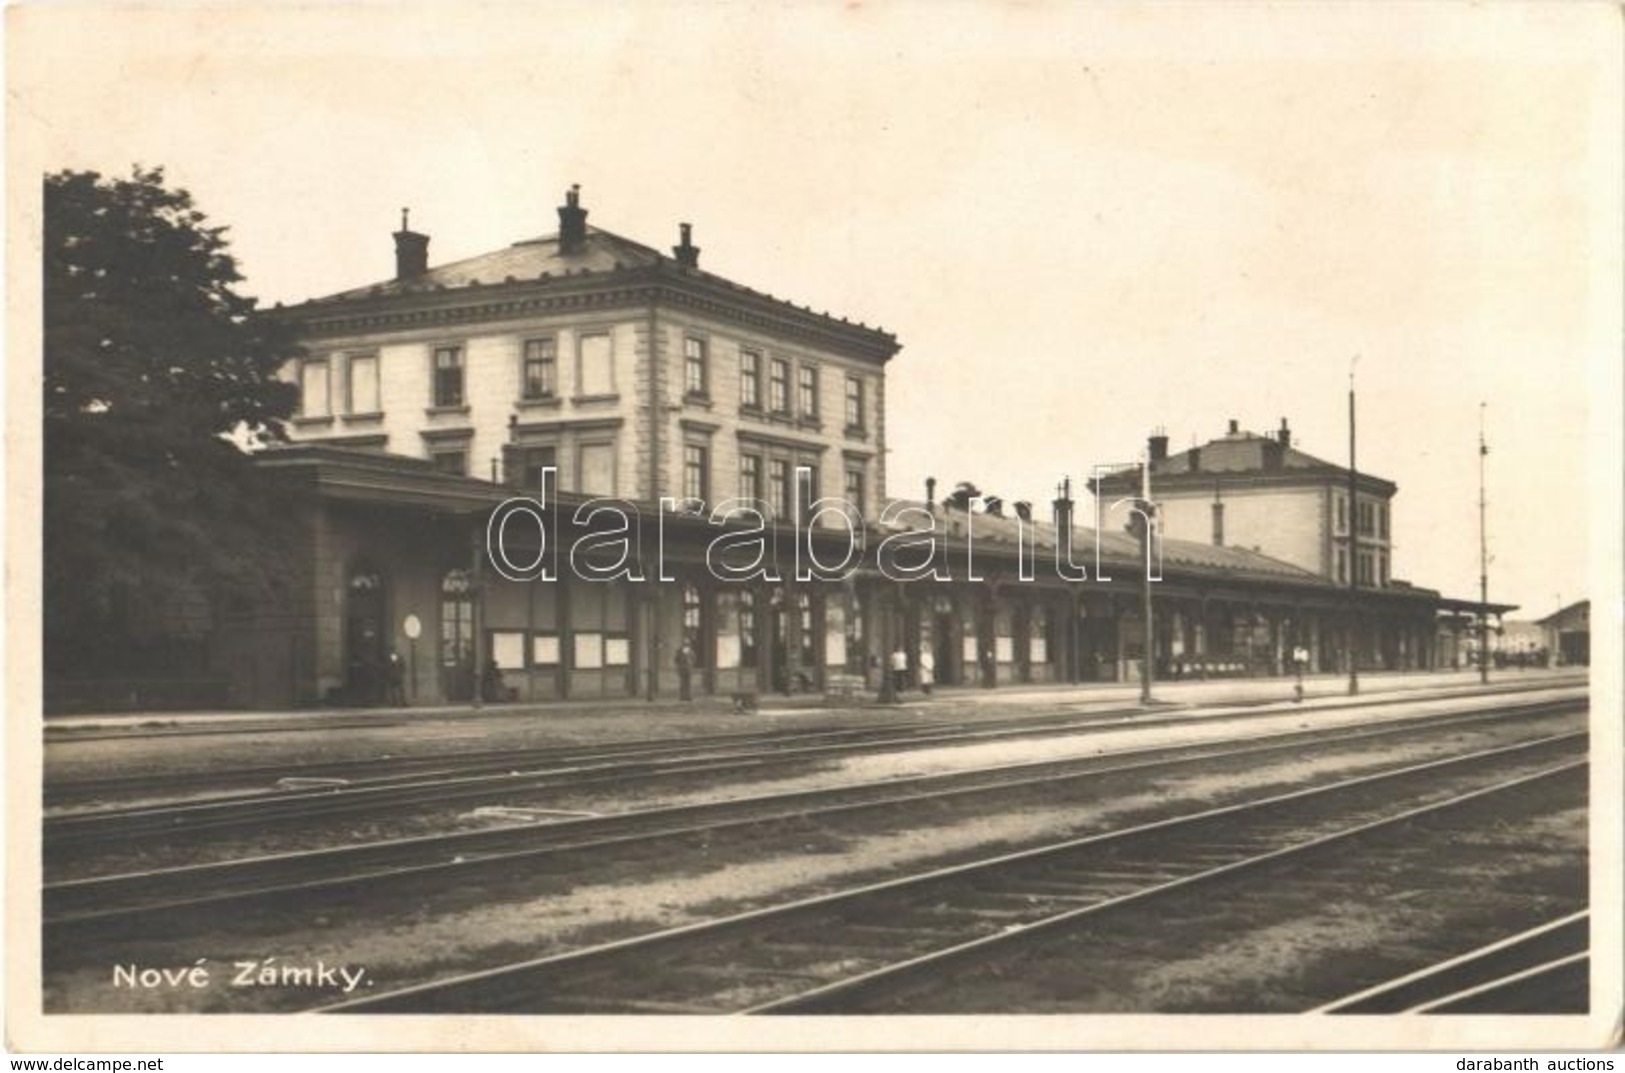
[219,188,1509,709]
[1092,419,1397,588]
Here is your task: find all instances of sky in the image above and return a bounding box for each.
[12,1,1619,621]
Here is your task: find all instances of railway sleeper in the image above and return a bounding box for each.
[1036,866,1187,886]
[740,942,877,972]
[838,918,976,942]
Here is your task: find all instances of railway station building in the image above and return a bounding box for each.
[1540,600,1591,667]
[215,188,1511,709]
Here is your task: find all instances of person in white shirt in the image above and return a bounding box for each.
[918,646,935,695]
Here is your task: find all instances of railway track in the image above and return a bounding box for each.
[1315,911,1590,1014]
[44,683,1586,854]
[46,676,1580,809]
[316,729,1585,1014]
[43,697,1584,935]
[45,716,963,806]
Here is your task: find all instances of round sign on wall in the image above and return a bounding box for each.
[402,613,422,640]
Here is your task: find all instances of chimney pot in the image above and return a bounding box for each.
[1149,432,1170,463]
[1052,481,1076,556]
[557,184,589,254]
[392,208,430,280]
[1227,418,1240,435]
[1278,418,1292,447]
[672,221,701,268]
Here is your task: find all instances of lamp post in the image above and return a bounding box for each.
[1139,451,1156,706]
[877,583,897,704]
[470,528,485,710]
[1347,364,1360,696]
[1478,403,1490,685]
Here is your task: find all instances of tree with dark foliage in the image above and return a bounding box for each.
[43,166,300,680]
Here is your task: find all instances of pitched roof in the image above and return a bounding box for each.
[1154,433,1342,476]
[1536,599,1589,627]
[286,223,898,358]
[314,226,666,303]
[1092,425,1397,495]
[881,502,1332,586]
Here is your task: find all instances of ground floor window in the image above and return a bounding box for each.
[797,591,816,667]
[738,588,757,668]
[440,569,474,701]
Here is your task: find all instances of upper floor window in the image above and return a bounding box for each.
[522,338,557,400]
[768,458,790,518]
[1211,502,1225,546]
[577,333,614,397]
[1336,548,1348,584]
[769,357,790,414]
[515,445,556,491]
[341,356,378,414]
[299,358,330,417]
[798,464,819,512]
[740,453,762,503]
[740,350,762,409]
[684,337,708,398]
[1379,503,1390,541]
[683,443,709,503]
[432,345,464,408]
[1335,493,1347,534]
[576,440,616,494]
[431,448,467,476]
[346,353,379,414]
[798,365,819,420]
[844,465,865,510]
[845,374,864,430]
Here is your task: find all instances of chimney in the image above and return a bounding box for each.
[926,476,937,510]
[1277,417,1292,447]
[1053,478,1075,562]
[392,207,429,280]
[1148,430,1169,464]
[1227,418,1240,436]
[557,184,588,254]
[1188,446,1202,472]
[672,222,701,268]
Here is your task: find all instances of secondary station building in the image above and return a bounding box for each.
[219,187,1510,709]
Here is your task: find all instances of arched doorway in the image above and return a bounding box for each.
[345,564,388,705]
[440,568,475,702]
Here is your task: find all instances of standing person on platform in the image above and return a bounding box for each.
[676,639,695,702]
[918,645,935,696]
[890,646,909,695]
[386,648,407,706]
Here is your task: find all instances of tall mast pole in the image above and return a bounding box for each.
[1140,447,1155,705]
[1347,363,1360,696]
[1479,403,1490,685]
